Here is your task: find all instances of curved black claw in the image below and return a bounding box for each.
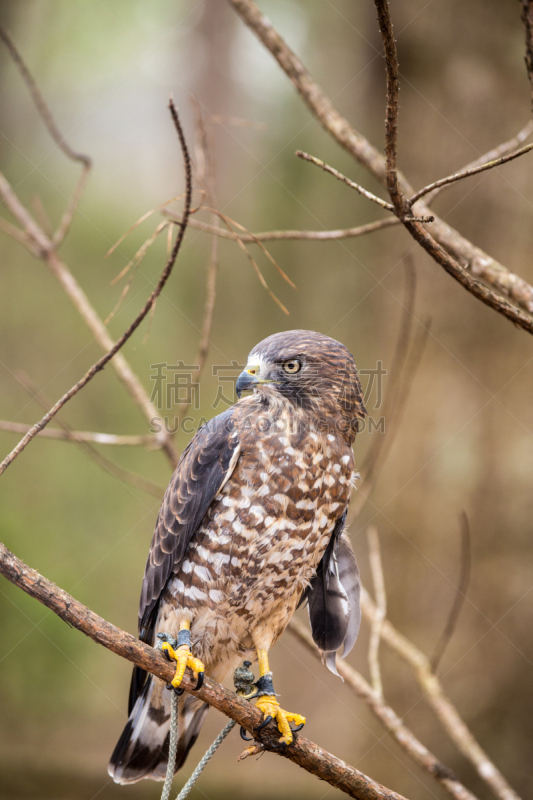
[194,671,204,691]
[166,682,185,695]
[290,722,305,733]
[240,726,253,741]
[255,714,274,732]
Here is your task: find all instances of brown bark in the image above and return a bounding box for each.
[0,540,408,800]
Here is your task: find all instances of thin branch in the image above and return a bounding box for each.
[360,589,521,800]
[430,514,472,673]
[520,0,533,110]
[409,143,533,207]
[228,0,533,326]
[373,0,533,332]
[162,211,402,241]
[296,151,394,211]
[52,161,92,246]
[175,106,220,424]
[0,173,178,467]
[0,216,39,253]
[0,26,90,167]
[0,420,156,446]
[0,100,191,478]
[14,373,164,498]
[0,25,92,247]
[0,541,410,800]
[424,121,533,205]
[367,526,386,698]
[359,258,417,488]
[373,3,403,214]
[288,617,479,800]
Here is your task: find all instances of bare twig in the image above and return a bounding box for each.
[0,101,191,477]
[358,259,417,488]
[520,0,533,109]
[409,143,533,207]
[0,173,178,465]
[424,121,533,205]
[296,151,394,211]
[162,211,402,241]
[0,24,92,246]
[360,589,521,800]
[0,26,90,167]
[288,617,478,800]
[0,541,410,800]
[373,0,533,332]
[0,421,156,446]
[367,526,387,698]
[15,373,164,498]
[228,0,533,325]
[430,514,472,673]
[175,106,220,425]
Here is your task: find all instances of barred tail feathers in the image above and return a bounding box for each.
[108,676,208,784]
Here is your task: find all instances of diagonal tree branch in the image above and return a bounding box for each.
[288,617,479,800]
[227,0,533,324]
[0,540,409,800]
[408,143,533,207]
[361,589,521,800]
[0,101,191,477]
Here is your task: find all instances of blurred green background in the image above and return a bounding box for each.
[1,1,532,799]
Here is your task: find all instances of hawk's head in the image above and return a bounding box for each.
[236,330,366,437]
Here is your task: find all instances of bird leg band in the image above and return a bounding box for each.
[253,671,306,745]
[254,672,276,697]
[159,623,205,692]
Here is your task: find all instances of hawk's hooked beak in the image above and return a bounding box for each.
[236,366,275,399]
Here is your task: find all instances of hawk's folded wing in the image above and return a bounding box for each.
[129,408,240,712]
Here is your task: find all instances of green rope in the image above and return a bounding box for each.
[176,719,236,800]
[160,660,257,800]
[161,690,180,800]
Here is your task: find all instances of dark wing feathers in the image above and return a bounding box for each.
[139,408,239,641]
[303,511,361,675]
[129,409,239,714]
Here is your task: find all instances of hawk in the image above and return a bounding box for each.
[109,330,365,783]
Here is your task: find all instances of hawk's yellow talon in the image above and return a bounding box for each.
[255,694,306,745]
[161,641,205,689]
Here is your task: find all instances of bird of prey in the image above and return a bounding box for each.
[109,329,366,784]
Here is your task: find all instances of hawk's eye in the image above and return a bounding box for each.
[282,359,301,374]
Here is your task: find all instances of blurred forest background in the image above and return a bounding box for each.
[1,1,532,799]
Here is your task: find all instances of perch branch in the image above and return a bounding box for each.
[228,0,533,323]
[287,617,479,800]
[0,541,409,800]
[0,101,191,477]
[163,210,402,241]
[360,589,521,800]
[0,421,156,446]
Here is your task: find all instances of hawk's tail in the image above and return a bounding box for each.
[108,675,209,784]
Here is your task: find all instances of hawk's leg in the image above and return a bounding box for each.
[254,649,306,745]
[160,621,205,691]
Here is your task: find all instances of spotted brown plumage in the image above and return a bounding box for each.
[109,330,366,784]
